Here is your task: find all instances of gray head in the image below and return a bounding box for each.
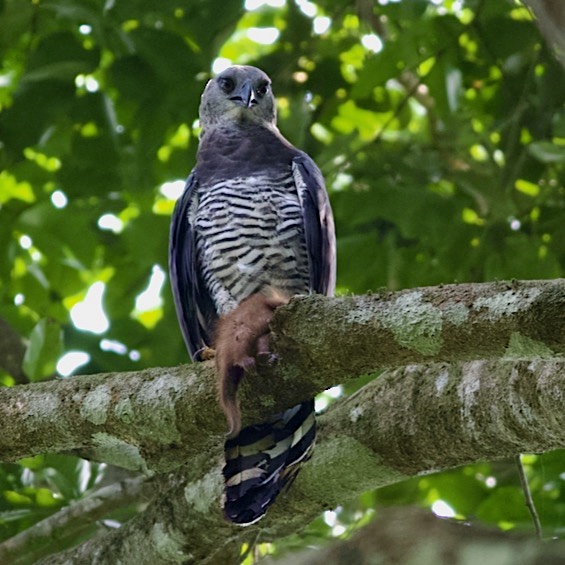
[199,66,276,132]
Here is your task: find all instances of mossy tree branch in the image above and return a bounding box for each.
[0,279,564,563]
[1,278,563,470]
[29,358,565,564]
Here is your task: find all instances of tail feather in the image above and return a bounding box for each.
[222,399,316,525]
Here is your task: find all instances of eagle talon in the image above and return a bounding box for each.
[199,346,216,361]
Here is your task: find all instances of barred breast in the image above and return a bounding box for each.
[194,171,310,315]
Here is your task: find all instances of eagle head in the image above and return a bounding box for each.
[199,65,277,131]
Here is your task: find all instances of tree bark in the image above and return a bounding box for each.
[0,279,564,564]
[28,359,565,564]
[0,316,28,385]
[1,279,563,469]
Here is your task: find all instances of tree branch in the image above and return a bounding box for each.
[0,362,229,472]
[1,279,564,563]
[268,278,565,388]
[1,279,563,471]
[30,358,565,564]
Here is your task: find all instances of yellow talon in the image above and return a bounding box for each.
[200,346,216,361]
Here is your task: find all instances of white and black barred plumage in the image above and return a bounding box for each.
[194,171,310,315]
[169,65,336,525]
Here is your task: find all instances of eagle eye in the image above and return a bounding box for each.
[218,77,235,94]
[256,82,270,98]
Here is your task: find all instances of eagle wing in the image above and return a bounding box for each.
[169,171,217,360]
[292,153,336,297]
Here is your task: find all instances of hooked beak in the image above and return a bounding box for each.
[229,79,257,108]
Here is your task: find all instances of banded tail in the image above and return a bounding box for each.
[222,399,316,525]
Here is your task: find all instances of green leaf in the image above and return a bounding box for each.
[18,456,46,471]
[3,490,33,506]
[476,486,531,525]
[22,319,63,382]
[0,171,36,204]
[35,488,59,508]
[515,179,540,196]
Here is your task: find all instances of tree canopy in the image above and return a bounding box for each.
[1,0,565,563]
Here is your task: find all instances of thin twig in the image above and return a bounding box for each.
[515,454,543,540]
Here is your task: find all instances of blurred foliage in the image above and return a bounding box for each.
[1,0,565,560]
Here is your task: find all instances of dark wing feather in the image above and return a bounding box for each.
[292,154,336,296]
[169,171,216,360]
